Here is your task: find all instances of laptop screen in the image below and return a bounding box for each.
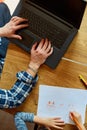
[29,0,86,29]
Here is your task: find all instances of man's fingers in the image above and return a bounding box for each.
[15,19,28,25]
[11,16,28,23]
[10,34,22,40]
[47,47,53,56]
[37,39,45,49]
[15,24,28,30]
[42,38,49,50]
[31,42,38,51]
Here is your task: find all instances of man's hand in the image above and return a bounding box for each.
[30,38,53,70]
[0,16,28,39]
[26,38,53,77]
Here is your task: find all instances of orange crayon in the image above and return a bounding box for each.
[71,113,83,130]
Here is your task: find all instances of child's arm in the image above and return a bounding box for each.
[14,112,65,130]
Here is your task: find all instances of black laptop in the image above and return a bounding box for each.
[10,0,86,69]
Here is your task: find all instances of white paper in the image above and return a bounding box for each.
[37,85,87,124]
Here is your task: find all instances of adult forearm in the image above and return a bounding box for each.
[0,27,5,37]
[26,62,39,78]
[0,71,38,108]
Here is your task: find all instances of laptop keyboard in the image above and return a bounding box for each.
[19,7,69,49]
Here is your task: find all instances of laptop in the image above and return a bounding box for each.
[10,0,86,69]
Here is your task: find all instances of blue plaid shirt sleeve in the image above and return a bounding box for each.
[0,71,38,108]
[14,112,34,130]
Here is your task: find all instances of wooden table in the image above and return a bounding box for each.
[0,5,87,130]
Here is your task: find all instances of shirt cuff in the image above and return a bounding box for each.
[16,71,38,84]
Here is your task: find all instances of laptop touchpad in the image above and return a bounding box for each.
[17,29,41,49]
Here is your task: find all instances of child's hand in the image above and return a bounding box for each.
[69,111,86,130]
[34,116,65,130]
[70,111,82,125]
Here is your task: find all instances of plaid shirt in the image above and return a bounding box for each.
[14,112,34,130]
[0,71,38,108]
